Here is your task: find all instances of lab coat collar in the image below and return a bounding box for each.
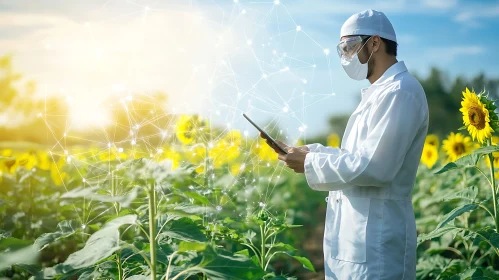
[356,61,407,114]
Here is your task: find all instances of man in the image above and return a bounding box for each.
[261,9,428,279]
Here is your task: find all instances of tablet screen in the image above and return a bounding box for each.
[242,113,288,154]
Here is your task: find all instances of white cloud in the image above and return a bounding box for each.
[426,45,484,62]
[454,5,499,26]
[421,0,458,9]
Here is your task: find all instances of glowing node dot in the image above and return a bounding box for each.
[233,0,238,2]
[262,74,268,79]
[302,79,308,84]
[161,131,168,138]
[227,123,232,128]
[81,224,86,229]
[299,126,306,132]
[267,163,270,167]
[247,39,252,45]
[259,202,266,208]
[272,50,277,55]
[134,124,140,130]
[331,92,336,96]
[130,131,134,135]
[64,150,68,155]
[302,92,305,96]
[274,0,280,5]
[241,9,246,14]
[108,142,112,148]
[66,156,71,163]
[131,140,136,145]
[208,142,214,148]
[127,95,132,101]
[244,130,248,136]
[145,6,150,11]
[37,113,42,118]
[118,148,124,153]
[296,26,301,31]
[216,205,222,212]
[82,178,86,183]
[158,149,163,153]
[324,48,330,55]
[313,64,317,68]
[282,106,289,113]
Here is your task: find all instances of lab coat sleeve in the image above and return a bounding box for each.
[304,90,423,191]
[305,143,337,153]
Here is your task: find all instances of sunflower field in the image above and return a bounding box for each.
[2,87,499,280]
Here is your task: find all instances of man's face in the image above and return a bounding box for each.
[339,35,379,79]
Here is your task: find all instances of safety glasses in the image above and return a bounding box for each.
[336,35,371,59]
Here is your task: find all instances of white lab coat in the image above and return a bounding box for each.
[304,61,428,280]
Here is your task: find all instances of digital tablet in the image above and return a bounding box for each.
[242,113,288,154]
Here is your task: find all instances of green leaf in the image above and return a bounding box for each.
[292,256,316,273]
[61,186,138,207]
[473,145,499,155]
[235,249,250,256]
[193,246,265,280]
[58,215,137,271]
[0,238,32,251]
[442,186,478,203]
[158,217,206,242]
[34,220,79,250]
[270,242,296,252]
[435,154,481,174]
[177,241,207,252]
[184,191,210,205]
[417,227,462,244]
[436,204,478,230]
[449,267,482,280]
[474,227,499,249]
[0,246,39,271]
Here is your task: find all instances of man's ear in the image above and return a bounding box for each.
[371,35,381,53]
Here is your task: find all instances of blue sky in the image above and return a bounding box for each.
[0,0,498,143]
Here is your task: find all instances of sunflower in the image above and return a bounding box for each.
[175,115,206,145]
[157,147,181,170]
[442,132,474,162]
[425,134,439,147]
[421,143,439,169]
[327,133,340,148]
[229,162,245,176]
[255,138,278,162]
[460,88,495,144]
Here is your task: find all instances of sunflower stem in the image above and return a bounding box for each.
[487,138,499,232]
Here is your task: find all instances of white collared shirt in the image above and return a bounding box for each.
[305,61,428,279]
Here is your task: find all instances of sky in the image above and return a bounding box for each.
[0,0,498,144]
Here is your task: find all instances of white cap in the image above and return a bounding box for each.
[340,9,397,43]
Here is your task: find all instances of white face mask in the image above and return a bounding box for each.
[340,37,373,81]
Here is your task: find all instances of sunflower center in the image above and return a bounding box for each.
[453,142,465,155]
[467,105,486,130]
[426,150,433,158]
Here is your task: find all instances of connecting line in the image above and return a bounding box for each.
[38,1,338,254]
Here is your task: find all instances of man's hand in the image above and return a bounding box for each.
[259,133,310,173]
